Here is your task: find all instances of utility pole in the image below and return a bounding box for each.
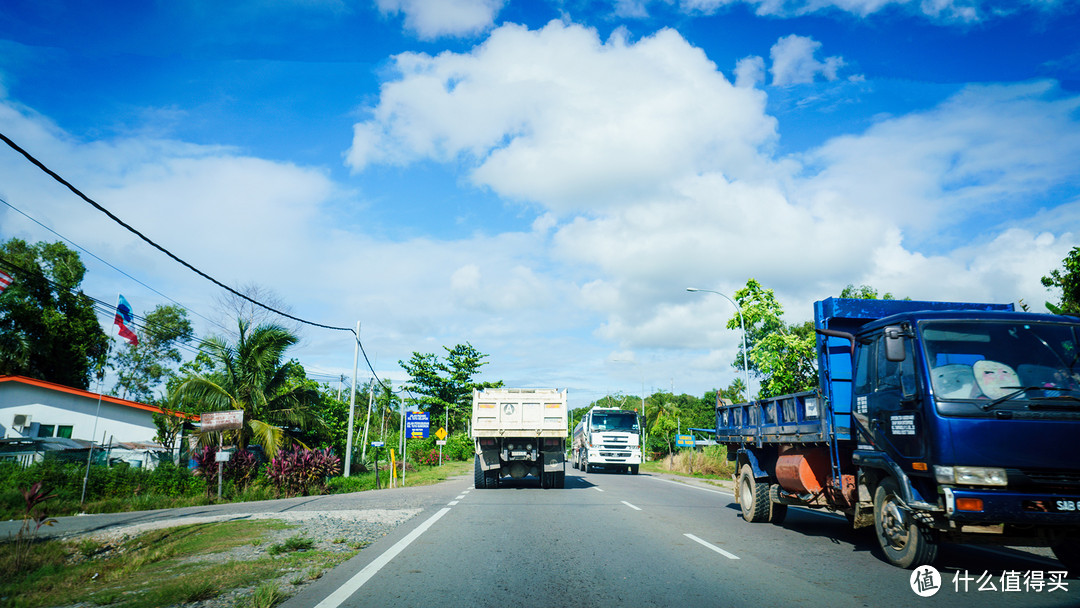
[344,322,360,477]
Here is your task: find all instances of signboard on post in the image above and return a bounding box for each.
[406,412,430,439]
[675,434,695,448]
[200,410,244,432]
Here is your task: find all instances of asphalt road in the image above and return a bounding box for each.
[279,469,1078,608]
[7,470,1075,607]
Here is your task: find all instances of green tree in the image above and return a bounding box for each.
[728,279,817,399]
[0,238,109,389]
[176,320,325,457]
[399,343,502,433]
[111,304,194,402]
[1042,246,1080,314]
[840,284,895,300]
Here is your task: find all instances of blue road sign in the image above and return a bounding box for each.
[405,411,430,439]
[675,434,694,447]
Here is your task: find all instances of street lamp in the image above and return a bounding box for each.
[686,287,752,400]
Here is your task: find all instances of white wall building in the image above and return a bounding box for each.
[0,375,172,444]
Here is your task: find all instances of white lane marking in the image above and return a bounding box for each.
[684,533,740,560]
[448,501,459,506]
[621,501,642,511]
[314,507,451,608]
[455,495,466,500]
[649,476,732,496]
[592,487,604,492]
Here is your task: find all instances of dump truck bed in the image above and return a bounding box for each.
[471,388,568,438]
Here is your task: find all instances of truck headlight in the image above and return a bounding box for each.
[934,465,1007,486]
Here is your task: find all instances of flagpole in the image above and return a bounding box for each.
[81,342,110,506]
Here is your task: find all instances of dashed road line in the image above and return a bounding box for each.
[592,487,605,492]
[621,500,642,511]
[684,533,740,560]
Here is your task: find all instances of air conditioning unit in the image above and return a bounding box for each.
[13,414,31,428]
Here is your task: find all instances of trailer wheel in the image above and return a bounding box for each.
[1051,537,1080,572]
[473,455,485,489]
[738,464,771,523]
[873,477,938,568]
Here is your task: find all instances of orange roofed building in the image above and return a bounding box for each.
[0,375,187,445]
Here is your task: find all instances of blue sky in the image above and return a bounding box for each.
[1,0,1079,409]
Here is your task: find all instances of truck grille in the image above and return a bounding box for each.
[1010,469,1080,492]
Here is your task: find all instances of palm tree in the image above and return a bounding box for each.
[178,320,324,456]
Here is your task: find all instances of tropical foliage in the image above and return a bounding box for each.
[1042,246,1080,314]
[399,343,502,434]
[177,320,325,457]
[0,238,108,389]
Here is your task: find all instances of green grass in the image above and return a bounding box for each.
[642,446,737,484]
[0,520,356,608]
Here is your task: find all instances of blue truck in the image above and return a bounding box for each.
[716,297,1080,569]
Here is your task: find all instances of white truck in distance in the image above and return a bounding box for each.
[572,406,642,474]
[471,388,568,489]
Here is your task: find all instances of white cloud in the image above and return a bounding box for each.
[769,35,845,87]
[375,0,507,39]
[680,0,990,21]
[347,21,778,214]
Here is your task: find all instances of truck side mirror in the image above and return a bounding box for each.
[884,326,906,362]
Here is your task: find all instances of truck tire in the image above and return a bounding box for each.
[485,468,500,489]
[1051,537,1080,572]
[873,477,938,568]
[473,455,485,489]
[738,464,771,523]
[630,465,639,475]
[555,471,565,488]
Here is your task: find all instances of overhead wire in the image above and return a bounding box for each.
[0,130,392,390]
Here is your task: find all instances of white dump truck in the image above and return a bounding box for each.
[471,388,568,489]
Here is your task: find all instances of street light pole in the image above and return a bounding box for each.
[687,287,752,400]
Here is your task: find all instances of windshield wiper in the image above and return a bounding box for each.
[980,386,1044,411]
[981,386,1080,410]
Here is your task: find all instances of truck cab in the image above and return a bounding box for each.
[849,308,1080,568]
[572,406,642,474]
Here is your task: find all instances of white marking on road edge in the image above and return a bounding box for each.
[684,534,740,560]
[592,487,604,492]
[649,476,732,496]
[314,508,452,608]
[621,501,642,511]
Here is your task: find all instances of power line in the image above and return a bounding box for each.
[0,131,352,334]
[0,195,234,338]
[0,130,392,388]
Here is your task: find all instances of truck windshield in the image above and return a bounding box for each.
[590,412,639,433]
[921,320,1080,408]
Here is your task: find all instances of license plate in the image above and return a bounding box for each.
[1023,499,1080,512]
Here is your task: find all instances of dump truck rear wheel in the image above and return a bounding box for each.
[873,477,938,568]
[473,455,485,489]
[738,464,771,523]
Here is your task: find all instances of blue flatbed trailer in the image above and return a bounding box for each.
[716,297,1080,569]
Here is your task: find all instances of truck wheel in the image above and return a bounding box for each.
[873,477,938,568]
[630,465,639,475]
[738,464,771,523]
[1051,537,1080,572]
[473,455,485,489]
[485,469,500,489]
[555,471,565,488]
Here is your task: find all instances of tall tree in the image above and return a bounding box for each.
[177,320,324,456]
[1042,246,1080,314]
[0,238,108,389]
[728,279,817,399]
[111,304,194,402]
[399,343,501,433]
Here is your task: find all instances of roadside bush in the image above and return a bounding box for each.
[445,432,473,460]
[662,445,735,477]
[266,448,340,497]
